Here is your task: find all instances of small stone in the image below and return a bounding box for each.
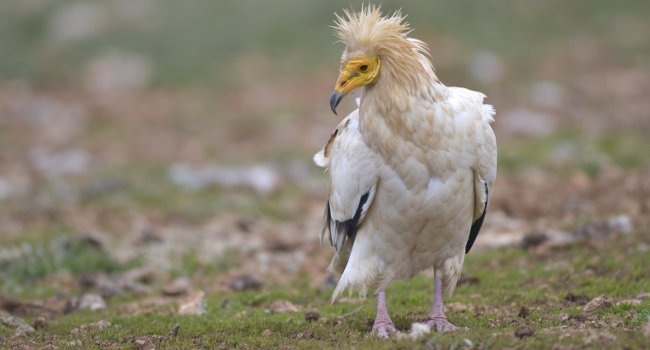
[29,148,90,179]
[564,292,590,305]
[68,340,83,347]
[606,215,633,235]
[261,329,274,337]
[161,279,191,297]
[521,232,548,249]
[77,293,107,311]
[409,322,431,339]
[168,163,281,195]
[330,316,345,326]
[229,274,263,291]
[304,311,320,322]
[542,229,576,248]
[178,291,207,316]
[583,295,613,314]
[518,306,530,319]
[133,338,157,350]
[268,300,301,313]
[71,319,111,334]
[514,325,535,339]
[32,316,48,329]
[447,302,470,313]
[136,226,162,244]
[569,314,587,323]
[461,338,474,347]
[616,299,641,306]
[636,292,650,300]
[294,329,315,339]
[87,320,111,330]
[168,323,180,337]
[0,310,35,334]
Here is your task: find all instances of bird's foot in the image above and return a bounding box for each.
[372,319,397,339]
[426,317,466,333]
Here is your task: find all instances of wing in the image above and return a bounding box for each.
[465,103,497,253]
[314,109,380,254]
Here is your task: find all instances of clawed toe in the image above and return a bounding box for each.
[426,317,465,333]
[372,321,397,339]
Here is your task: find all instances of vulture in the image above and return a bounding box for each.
[314,6,497,337]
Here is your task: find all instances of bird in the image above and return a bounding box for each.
[314,6,497,338]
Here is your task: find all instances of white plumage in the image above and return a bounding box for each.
[316,88,496,298]
[314,7,497,336]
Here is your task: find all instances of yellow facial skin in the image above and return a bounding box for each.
[330,56,380,114]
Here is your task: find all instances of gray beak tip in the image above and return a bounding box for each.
[330,91,344,115]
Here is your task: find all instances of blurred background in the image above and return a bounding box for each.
[1,0,650,339]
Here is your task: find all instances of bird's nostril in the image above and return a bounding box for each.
[340,80,347,86]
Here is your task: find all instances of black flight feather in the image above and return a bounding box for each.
[465,182,488,254]
[325,191,370,253]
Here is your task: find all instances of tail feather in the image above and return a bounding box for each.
[330,239,383,302]
[331,266,371,302]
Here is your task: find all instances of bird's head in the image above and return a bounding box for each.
[330,55,380,114]
[329,6,434,115]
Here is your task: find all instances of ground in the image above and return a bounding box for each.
[1,1,650,349]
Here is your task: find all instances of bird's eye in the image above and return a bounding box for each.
[360,64,368,72]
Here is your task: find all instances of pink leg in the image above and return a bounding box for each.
[426,273,462,332]
[372,291,396,338]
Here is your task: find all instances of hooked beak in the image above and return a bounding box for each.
[327,56,380,116]
[330,90,344,115]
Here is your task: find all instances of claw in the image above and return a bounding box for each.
[372,320,397,338]
[426,317,466,333]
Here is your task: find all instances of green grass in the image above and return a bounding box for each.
[499,131,650,176]
[3,230,649,349]
[0,232,141,296]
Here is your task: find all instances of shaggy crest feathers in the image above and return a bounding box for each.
[334,6,438,92]
[334,6,416,52]
[334,5,441,102]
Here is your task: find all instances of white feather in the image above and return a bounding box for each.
[318,83,496,302]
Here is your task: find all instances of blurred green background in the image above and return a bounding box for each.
[2,0,650,291]
[1,1,650,348]
[2,0,650,287]
[3,1,649,87]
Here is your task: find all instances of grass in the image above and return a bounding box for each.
[0,232,141,296]
[3,230,649,349]
[498,131,650,176]
[2,124,649,348]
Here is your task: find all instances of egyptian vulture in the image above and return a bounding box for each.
[314,7,497,337]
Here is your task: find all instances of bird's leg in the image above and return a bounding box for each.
[426,273,461,332]
[372,290,396,338]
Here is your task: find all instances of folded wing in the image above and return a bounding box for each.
[314,110,381,261]
[466,103,497,253]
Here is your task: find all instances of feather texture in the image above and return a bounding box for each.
[317,7,497,301]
